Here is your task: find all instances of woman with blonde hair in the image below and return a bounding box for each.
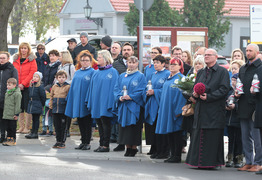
[86,50,118,152]
[76,50,98,70]
[182,50,193,66]
[231,49,245,63]
[57,50,75,84]
[13,42,37,134]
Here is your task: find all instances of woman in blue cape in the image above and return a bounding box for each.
[155,57,186,163]
[114,56,146,157]
[144,47,162,82]
[86,50,118,153]
[65,52,95,150]
[144,55,170,159]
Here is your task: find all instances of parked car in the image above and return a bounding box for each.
[217,55,230,70]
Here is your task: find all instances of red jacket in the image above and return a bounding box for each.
[13,53,37,88]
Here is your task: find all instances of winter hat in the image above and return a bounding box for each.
[34,71,43,80]
[232,73,238,80]
[80,32,88,38]
[67,38,77,43]
[101,35,112,47]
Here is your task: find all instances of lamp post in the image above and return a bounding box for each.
[84,0,103,28]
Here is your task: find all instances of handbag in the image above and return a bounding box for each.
[182,103,194,116]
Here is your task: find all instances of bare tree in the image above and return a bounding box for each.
[0,0,17,51]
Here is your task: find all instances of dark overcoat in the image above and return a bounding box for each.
[193,63,230,129]
[254,65,262,128]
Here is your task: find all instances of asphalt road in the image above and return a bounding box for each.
[0,134,261,180]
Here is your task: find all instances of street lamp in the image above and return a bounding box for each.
[84,0,103,28]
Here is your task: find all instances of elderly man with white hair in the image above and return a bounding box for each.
[186,48,230,169]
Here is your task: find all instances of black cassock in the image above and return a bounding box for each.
[186,63,230,168]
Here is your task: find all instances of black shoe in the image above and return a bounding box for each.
[25,133,38,139]
[155,153,169,159]
[164,156,181,163]
[124,148,131,157]
[53,142,61,148]
[147,146,156,155]
[234,162,243,168]
[96,147,110,152]
[39,131,47,136]
[113,144,125,151]
[150,153,158,159]
[48,131,53,136]
[225,161,234,167]
[94,146,102,152]
[81,144,91,150]
[58,143,65,149]
[129,148,138,157]
[75,143,85,150]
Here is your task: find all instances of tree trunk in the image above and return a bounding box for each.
[10,0,25,44]
[0,0,17,51]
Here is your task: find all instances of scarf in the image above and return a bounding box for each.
[98,64,112,70]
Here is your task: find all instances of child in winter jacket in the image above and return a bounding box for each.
[50,70,70,149]
[25,71,46,139]
[2,78,22,146]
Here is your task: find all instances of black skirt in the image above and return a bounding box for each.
[145,121,157,145]
[118,119,143,146]
[186,128,225,168]
[181,115,194,134]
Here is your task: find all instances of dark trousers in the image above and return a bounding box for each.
[21,88,29,112]
[156,134,169,155]
[2,119,17,139]
[0,108,4,139]
[96,116,112,147]
[168,131,183,159]
[32,114,40,133]
[78,115,92,144]
[227,126,243,157]
[53,113,67,143]
[67,117,72,132]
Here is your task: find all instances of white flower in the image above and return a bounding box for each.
[181,77,186,82]
[174,79,179,84]
[193,78,196,82]
[190,74,195,79]
[185,77,189,81]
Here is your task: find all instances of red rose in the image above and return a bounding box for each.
[194,82,206,95]
[44,61,47,65]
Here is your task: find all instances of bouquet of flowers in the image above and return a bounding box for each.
[174,74,196,99]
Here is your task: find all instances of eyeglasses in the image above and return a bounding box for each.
[150,52,158,54]
[80,60,90,62]
[204,54,216,57]
[37,48,44,50]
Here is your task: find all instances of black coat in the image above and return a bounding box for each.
[225,88,240,127]
[112,56,127,75]
[35,52,49,74]
[27,83,46,114]
[183,62,191,76]
[72,43,96,60]
[237,59,262,119]
[193,63,230,129]
[43,61,61,87]
[254,65,262,128]
[0,62,18,109]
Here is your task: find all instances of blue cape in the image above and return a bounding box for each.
[155,72,186,134]
[114,71,146,127]
[65,68,94,118]
[144,69,170,125]
[86,67,119,118]
[144,64,155,82]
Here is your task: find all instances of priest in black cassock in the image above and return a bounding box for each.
[186,48,230,169]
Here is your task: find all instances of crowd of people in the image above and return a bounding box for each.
[0,32,261,174]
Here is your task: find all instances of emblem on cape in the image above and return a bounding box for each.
[85,75,90,81]
[106,73,113,79]
[158,78,165,84]
[131,80,138,87]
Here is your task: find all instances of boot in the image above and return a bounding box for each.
[16,113,25,133]
[5,137,16,146]
[22,113,31,134]
[226,154,234,167]
[124,148,131,157]
[2,137,10,146]
[234,154,244,168]
[129,148,138,157]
